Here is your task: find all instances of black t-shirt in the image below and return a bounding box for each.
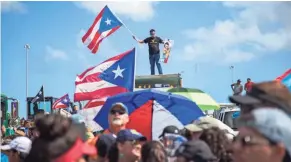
[144,36,163,55]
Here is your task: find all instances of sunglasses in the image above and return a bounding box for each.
[233,136,273,147]
[110,109,126,115]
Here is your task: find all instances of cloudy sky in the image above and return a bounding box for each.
[2,1,291,117]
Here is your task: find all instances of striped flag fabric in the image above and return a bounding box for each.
[74,48,136,101]
[77,98,107,132]
[82,5,123,54]
[52,94,71,109]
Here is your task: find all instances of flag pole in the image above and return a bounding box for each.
[109,5,135,37]
[43,84,46,112]
[133,47,137,91]
[24,44,30,118]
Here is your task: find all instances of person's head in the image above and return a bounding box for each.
[73,105,79,111]
[150,29,156,37]
[1,136,32,162]
[108,103,129,128]
[229,81,291,116]
[237,79,241,84]
[159,125,183,151]
[95,134,116,160]
[247,78,251,83]
[184,117,236,141]
[175,140,217,162]
[24,114,95,162]
[116,129,147,162]
[141,141,168,162]
[232,108,291,162]
[199,127,233,162]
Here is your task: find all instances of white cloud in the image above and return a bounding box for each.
[1,2,26,13]
[75,1,158,22]
[45,46,68,61]
[181,2,291,64]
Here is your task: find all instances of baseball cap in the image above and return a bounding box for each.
[55,138,97,162]
[175,140,217,162]
[1,136,32,154]
[185,117,237,138]
[159,125,180,138]
[243,108,291,156]
[96,134,116,158]
[110,102,128,114]
[229,81,291,114]
[116,129,147,142]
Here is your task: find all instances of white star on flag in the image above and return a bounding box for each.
[39,91,42,95]
[63,98,67,102]
[105,18,111,25]
[112,65,125,79]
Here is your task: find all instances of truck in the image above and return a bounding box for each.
[214,103,240,130]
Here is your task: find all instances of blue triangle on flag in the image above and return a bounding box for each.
[99,48,135,91]
[98,6,123,33]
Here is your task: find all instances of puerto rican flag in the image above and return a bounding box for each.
[82,5,123,54]
[276,68,291,91]
[74,48,136,101]
[52,94,71,109]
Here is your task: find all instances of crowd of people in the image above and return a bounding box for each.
[1,80,291,162]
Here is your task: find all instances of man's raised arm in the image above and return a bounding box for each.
[133,36,145,44]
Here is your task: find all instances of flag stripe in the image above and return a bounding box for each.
[75,80,116,93]
[74,86,127,101]
[82,7,105,43]
[88,32,102,50]
[75,72,103,86]
[91,26,121,54]
[84,98,107,109]
[276,69,291,81]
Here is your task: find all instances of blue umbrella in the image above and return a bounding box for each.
[94,89,205,140]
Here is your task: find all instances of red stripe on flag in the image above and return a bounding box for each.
[276,69,291,81]
[74,86,128,102]
[84,100,106,109]
[82,8,105,43]
[75,72,102,85]
[91,26,121,54]
[88,32,101,50]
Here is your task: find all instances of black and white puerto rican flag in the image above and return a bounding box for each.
[31,86,44,104]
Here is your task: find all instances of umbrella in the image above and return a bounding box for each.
[94,89,205,140]
[167,88,219,111]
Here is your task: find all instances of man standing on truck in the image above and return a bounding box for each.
[133,29,164,75]
[231,79,243,96]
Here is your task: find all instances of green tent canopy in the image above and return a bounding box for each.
[167,88,219,111]
[135,87,219,111]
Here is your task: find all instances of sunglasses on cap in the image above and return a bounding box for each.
[110,109,126,115]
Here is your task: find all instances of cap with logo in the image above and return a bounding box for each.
[159,125,180,138]
[116,129,147,142]
[0,136,32,154]
[110,102,128,114]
